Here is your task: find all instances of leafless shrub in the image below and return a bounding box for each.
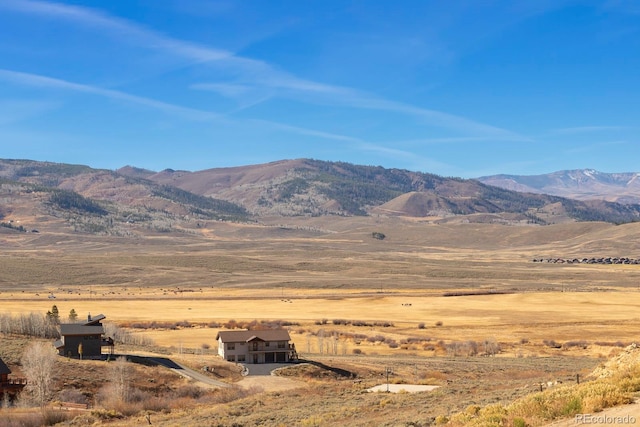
[445,342,460,357]
[22,341,57,407]
[352,349,363,355]
[435,321,443,327]
[208,386,254,404]
[91,408,124,420]
[0,410,73,427]
[103,323,155,346]
[100,357,132,405]
[373,321,394,327]
[594,341,627,347]
[367,335,385,343]
[0,313,59,338]
[57,388,88,405]
[125,321,179,330]
[483,339,500,356]
[418,322,426,329]
[352,320,372,327]
[42,410,74,425]
[563,340,588,349]
[172,385,205,399]
[141,395,170,412]
[224,319,238,329]
[543,339,562,349]
[462,340,478,356]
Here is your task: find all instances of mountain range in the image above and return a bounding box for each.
[1,158,639,236]
[478,170,640,204]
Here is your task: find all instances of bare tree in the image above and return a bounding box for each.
[21,341,57,407]
[483,339,500,356]
[317,329,325,355]
[108,357,132,403]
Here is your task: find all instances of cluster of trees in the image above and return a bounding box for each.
[0,312,59,339]
[0,222,26,232]
[151,185,250,221]
[48,190,108,216]
[0,306,80,339]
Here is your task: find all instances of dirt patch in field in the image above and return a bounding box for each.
[238,375,306,393]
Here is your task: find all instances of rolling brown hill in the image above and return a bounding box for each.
[117,159,640,224]
[1,158,640,239]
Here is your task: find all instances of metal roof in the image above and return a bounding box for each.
[59,324,104,336]
[216,329,291,343]
[85,314,106,325]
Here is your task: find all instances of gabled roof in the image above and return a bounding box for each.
[0,357,10,375]
[59,324,104,336]
[216,329,291,343]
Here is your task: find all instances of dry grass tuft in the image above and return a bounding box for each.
[444,358,640,426]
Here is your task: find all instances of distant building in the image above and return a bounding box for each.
[54,313,114,359]
[0,357,26,401]
[216,330,296,364]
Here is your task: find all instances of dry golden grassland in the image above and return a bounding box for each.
[2,291,640,357]
[2,218,640,425]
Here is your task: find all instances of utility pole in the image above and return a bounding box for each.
[385,367,393,392]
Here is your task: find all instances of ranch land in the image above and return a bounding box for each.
[2,217,640,425]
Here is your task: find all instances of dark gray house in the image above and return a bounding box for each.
[54,314,114,359]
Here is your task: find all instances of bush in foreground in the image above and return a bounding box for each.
[443,363,640,426]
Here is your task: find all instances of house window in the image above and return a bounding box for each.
[226,355,235,362]
[227,343,235,350]
[265,342,270,347]
[278,341,286,349]
[237,355,246,362]
[252,342,258,351]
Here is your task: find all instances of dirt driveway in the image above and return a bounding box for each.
[237,363,306,392]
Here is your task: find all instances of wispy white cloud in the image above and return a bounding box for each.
[247,119,360,143]
[2,0,526,140]
[356,142,418,159]
[0,69,368,144]
[551,126,631,135]
[0,99,59,125]
[565,140,628,154]
[0,69,222,121]
[0,0,230,64]
[193,83,253,98]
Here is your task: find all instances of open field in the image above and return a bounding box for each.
[2,291,640,356]
[2,217,640,424]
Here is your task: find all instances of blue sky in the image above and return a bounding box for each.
[0,0,639,178]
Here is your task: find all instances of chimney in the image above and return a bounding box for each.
[88,313,92,322]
